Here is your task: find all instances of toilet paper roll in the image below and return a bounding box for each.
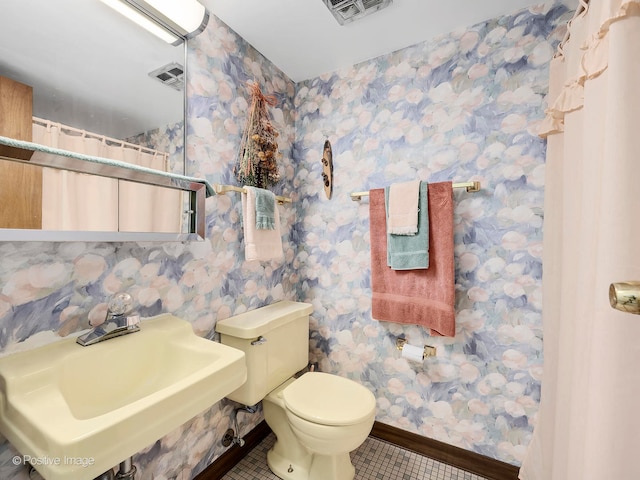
[401,344,424,362]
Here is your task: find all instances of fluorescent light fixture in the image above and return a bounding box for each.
[100,0,209,45]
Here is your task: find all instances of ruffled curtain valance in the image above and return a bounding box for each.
[539,0,640,137]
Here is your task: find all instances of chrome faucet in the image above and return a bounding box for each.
[76,292,140,346]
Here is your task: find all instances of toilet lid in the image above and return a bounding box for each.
[282,372,376,426]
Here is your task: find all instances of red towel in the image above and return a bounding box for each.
[369,182,455,336]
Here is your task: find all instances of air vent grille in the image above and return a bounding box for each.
[148,62,184,91]
[322,0,392,25]
[362,0,386,8]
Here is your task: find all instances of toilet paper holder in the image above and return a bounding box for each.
[396,338,436,359]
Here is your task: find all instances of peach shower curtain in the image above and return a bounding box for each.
[35,123,119,231]
[33,122,181,232]
[519,1,640,479]
[117,146,183,233]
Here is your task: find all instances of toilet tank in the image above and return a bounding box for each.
[215,301,313,406]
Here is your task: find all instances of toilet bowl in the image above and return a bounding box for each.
[265,372,376,480]
[216,302,377,480]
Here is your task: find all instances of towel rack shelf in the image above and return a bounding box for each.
[350,181,480,201]
[213,184,292,204]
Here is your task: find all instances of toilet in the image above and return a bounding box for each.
[216,301,376,480]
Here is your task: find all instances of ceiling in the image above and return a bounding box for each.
[0,1,573,141]
[203,0,574,83]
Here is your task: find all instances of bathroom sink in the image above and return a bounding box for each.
[0,314,246,480]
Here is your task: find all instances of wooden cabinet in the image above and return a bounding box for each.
[0,75,42,229]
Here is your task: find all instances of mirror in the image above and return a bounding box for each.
[0,0,200,241]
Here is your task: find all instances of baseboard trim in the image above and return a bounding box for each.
[370,422,520,480]
[195,420,520,480]
[194,420,271,480]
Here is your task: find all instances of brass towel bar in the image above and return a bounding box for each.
[213,181,479,204]
[350,181,480,201]
[213,184,292,204]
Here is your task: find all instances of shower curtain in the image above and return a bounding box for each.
[36,123,119,231]
[519,1,640,479]
[33,121,182,232]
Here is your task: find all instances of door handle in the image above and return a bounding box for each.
[609,281,640,314]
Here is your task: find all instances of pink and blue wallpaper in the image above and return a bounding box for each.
[0,2,569,478]
[295,3,569,464]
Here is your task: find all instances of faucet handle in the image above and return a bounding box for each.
[108,292,134,316]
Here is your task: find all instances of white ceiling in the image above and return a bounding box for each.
[203,0,573,83]
[0,0,574,140]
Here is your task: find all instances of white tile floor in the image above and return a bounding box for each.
[222,433,488,480]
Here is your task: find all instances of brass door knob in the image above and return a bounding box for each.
[609,281,640,314]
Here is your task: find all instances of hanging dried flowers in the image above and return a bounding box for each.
[234,82,281,189]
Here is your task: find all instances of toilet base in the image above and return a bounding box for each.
[267,442,309,480]
[267,443,355,480]
[308,452,355,480]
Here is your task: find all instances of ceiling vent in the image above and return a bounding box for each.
[322,0,393,25]
[149,62,184,91]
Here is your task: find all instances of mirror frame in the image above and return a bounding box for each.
[0,145,206,242]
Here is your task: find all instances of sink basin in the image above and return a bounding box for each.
[0,314,246,480]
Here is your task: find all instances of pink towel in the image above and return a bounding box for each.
[387,179,421,235]
[369,182,455,336]
[241,188,284,262]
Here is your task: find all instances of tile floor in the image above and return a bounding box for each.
[222,433,488,480]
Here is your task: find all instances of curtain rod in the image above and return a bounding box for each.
[350,181,480,201]
[213,184,292,204]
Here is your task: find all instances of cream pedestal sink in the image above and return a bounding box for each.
[0,314,247,480]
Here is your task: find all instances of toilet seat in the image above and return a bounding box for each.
[282,372,376,426]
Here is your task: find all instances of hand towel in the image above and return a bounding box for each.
[242,187,284,262]
[250,187,276,230]
[385,181,429,270]
[370,181,455,336]
[387,179,421,235]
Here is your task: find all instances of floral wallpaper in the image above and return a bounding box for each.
[294,2,569,466]
[128,121,185,175]
[0,2,570,478]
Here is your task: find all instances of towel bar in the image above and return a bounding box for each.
[213,184,292,204]
[350,181,480,201]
